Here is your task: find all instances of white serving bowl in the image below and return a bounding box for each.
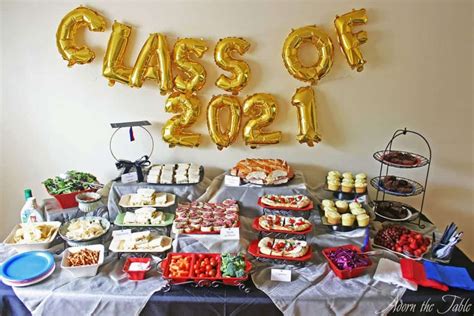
[3,222,61,252]
[61,244,104,278]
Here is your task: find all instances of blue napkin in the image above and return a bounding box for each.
[423,261,474,291]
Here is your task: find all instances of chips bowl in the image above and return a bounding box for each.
[3,222,61,252]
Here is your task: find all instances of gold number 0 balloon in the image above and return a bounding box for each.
[173,38,208,94]
[243,93,281,148]
[162,92,201,148]
[334,9,368,72]
[214,37,251,95]
[56,7,106,67]
[292,86,321,147]
[207,95,242,150]
[282,25,334,84]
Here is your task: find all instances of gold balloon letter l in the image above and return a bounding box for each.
[56,7,106,67]
[334,9,368,72]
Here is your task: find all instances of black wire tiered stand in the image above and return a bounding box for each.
[371,128,431,228]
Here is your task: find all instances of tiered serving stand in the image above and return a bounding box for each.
[371,128,431,228]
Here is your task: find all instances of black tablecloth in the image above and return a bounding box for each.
[1,246,472,316]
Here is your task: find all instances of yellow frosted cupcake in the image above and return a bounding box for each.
[341,182,354,193]
[355,173,367,181]
[342,213,356,226]
[335,200,349,213]
[324,206,338,217]
[322,199,335,208]
[327,180,340,191]
[327,211,342,225]
[349,201,361,210]
[351,207,366,216]
[342,172,353,180]
[355,182,367,194]
[357,214,370,227]
[328,171,341,178]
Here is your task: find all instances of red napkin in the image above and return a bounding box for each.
[400,258,449,292]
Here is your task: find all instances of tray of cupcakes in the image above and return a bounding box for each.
[324,171,368,196]
[318,200,371,232]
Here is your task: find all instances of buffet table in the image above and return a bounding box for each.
[1,173,473,316]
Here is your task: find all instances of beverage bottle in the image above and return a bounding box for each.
[20,189,44,223]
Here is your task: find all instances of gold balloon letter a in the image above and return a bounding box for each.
[334,9,368,72]
[56,7,106,67]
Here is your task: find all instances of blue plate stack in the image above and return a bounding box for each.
[0,251,56,287]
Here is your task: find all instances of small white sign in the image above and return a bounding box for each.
[271,269,292,282]
[224,175,241,187]
[112,229,132,238]
[121,172,138,183]
[220,227,240,240]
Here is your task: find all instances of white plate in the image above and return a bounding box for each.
[109,234,172,253]
[119,193,175,208]
[3,222,61,252]
[61,244,104,278]
[2,265,56,287]
[375,208,413,222]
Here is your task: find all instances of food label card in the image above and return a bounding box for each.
[224,175,241,187]
[112,229,132,238]
[121,172,138,183]
[271,269,292,282]
[220,227,240,240]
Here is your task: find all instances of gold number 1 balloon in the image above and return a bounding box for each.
[334,9,368,72]
[207,95,242,150]
[214,37,251,95]
[173,38,208,94]
[292,86,321,147]
[56,7,106,67]
[162,92,201,148]
[282,25,334,84]
[243,93,281,148]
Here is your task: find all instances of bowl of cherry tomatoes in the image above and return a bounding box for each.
[192,254,219,279]
[374,224,431,259]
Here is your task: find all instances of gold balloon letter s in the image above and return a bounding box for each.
[56,7,106,67]
[292,86,321,147]
[334,9,368,72]
[214,37,251,95]
[173,38,208,94]
[282,25,334,84]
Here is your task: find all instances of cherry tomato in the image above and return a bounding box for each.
[414,249,422,257]
[208,270,216,277]
[210,258,217,267]
[199,273,206,278]
[205,264,212,271]
[198,254,205,259]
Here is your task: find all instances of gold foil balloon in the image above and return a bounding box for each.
[242,93,281,148]
[282,25,334,84]
[162,92,201,147]
[56,7,106,67]
[214,37,251,95]
[173,38,208,94]
[334,9,368,72]
[207,95,242,150]
[292,86,321,147]
[129,34,174,95]
[103,21,132,86]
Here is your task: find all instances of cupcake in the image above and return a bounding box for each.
[355,182,367,194]
[327,175,339,182]
[351,207,366,216]
[349,201,361,210]
[326,211,341,225]
[355,173,367,181]
[327,180,340,191]
[341,182,354,193]
[328,171,341,178]
[324,206,338,217]
[342,172,353,180]
[322,199,335,208]
[342,213,356,226]
[335,200,349,213]
[356,214,370,227]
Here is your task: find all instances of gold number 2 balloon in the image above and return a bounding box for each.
[162,92,201,148]
[129,33,174,95]
[292,86,321,147]
[207,95,242,150]
[56,6,106,67]
[282,25,334,84]
[243,93,281,148]
[334,9,368,72]
[103,21,133,86]
[173,38,208,94]
[214,37,251,95]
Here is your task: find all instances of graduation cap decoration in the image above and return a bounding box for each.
[109,121,153,182]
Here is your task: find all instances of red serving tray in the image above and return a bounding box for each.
[175,221,240,235]
[322,244,372,279]
[252,217,312,235]
[123,257,151,281]
[161,253,251,285]
[257,197,313,211]
[247,240,312,262]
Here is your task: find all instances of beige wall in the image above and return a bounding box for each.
[1,0,473,257]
